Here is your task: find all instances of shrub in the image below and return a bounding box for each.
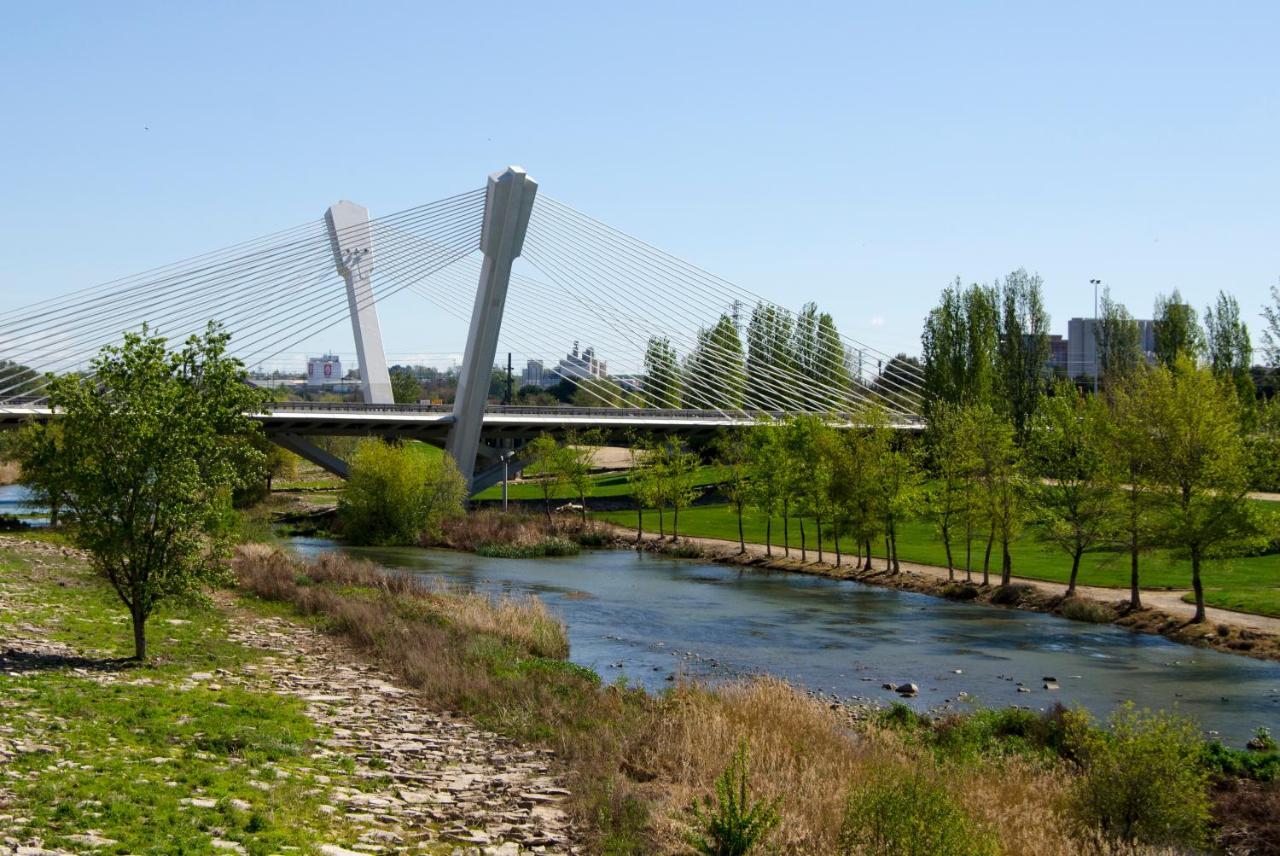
[338,440,466,545]
[1202,740,1280,783]
[1071,704,1210,847]
[990,583,1033,605]
[686,741,780,856]
[1059,597,1114,624]
[837,765,999,856]
[877,702,929,732]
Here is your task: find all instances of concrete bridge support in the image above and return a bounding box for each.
[325,201,393,405]
[446,167,538,492]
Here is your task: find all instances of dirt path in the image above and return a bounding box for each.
[626,527,1280,637]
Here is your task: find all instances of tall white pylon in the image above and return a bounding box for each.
[446,167,538,490]
[325,200,393,405]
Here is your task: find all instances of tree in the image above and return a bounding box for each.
[1094,288,1144,390]
[962,404,1024,586]
[1203,291,1256,422]
[746,420,787,556]
[561,430,601,523]
[995,268,1050,439]
[339,440,466,545]
[14,421,70,526]
[1028,383,1118,597]
[0,359,44,398]
[1106,372,1160,610]
[1139,358,1266,622]
[924,404,973,580]
[663,444,702,541]
[390,369,423,404]
[867,411,923,573]
[814,311,851,408]
[684,315,746,410]
[642,336,683,408]
[628,435,657,541]
[35,324,267,660]
[744,304,796,411]
[1262,280,1280,368]
[714,430,753,553]
[921,280,1000,415]
[1153,290,1202,368]
[523,434,567,523]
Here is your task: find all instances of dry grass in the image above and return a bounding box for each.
[436,508,613,552]
[228,545,1223,855]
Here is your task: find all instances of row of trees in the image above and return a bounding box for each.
[617,357,1272,623]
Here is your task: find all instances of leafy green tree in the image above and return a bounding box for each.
[390,368,423,404]
[996,268,1050,439]
[1247,396,1280,492]
[1106,373,1161,609]
[714,430,753,553]
[1138,358,1267,622]
[339,440,466,545]
[746,421,787,557]
[14,421,70,526]
[962,404,1024,586]
[1028,383,1118,597]
[921,280,1000,416]
[643,336,683,408]
[1153,290,1202,368]
[1262,280,1280,368]
[814,311,850,406]
[0,359,43,397]
[663,444,702,541]
[745,304,795,411]
[35,324,267,659]
[924,404,973,580]
[684,315,746,410]
[1203,291,1256,423]
[524,434,567,523]
[1094,288,1144,390]
[561,429,601,523]
[870,417,924,574]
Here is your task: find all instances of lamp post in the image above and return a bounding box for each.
[500,450,514,512]
[1090,279,1102,394]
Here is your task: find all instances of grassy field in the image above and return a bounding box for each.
[0,535,394,854]
[595,500,1280,618]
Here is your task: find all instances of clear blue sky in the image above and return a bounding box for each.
[3,2,1277,365]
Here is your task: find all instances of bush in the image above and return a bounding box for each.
[338,440,466,545]
[686,741,780,856]
[1071,704,1210,847]
[990,583,1033,605]
[1202,740,1280,783]
[1059,597,1114,624]
[837,765,999,856]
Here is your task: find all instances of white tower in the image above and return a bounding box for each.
[325,200,393,405]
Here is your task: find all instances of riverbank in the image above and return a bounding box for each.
[605,524,1280,663]
[5,533,1276,852]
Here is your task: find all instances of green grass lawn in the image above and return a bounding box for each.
[0,535,397,854]
[594,501,1280,618]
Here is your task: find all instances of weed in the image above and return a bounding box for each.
[686,741,780,856]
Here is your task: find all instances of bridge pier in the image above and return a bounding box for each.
[446,167,538,493]
[325,200,393,405]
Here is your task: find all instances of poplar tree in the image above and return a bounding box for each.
[642,336,683,408]
[1153,290,1203,368]
[1094,288,1144,391]
[684,315,745,410]
[745,303,796,410]
[996,268,1051,439]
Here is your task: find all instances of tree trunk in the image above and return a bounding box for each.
[672,506,680,542]
[1129,529,1142,610]
[834,529,842,568]
[737,507,746,554]
[942,522,954,581]
[863,539,873,571]
[965,534,972,583]
[580,490,587,524]
[765,517,773,558]
[131,606,147,661]
[636,507,643,543]
[1066,548,1082,598]
[889,520,900,573]
[1000,542,1012,587]
[658,505,665,539]
[783,514,790,558]
[816,517,824,564]
[544,495,553,524]
[982,526,994,586]
[1190,545,1206,623]
[799,519,807,562]
[884,536,891,571]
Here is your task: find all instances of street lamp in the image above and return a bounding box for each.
[1090,279,1102,394]
[500,450,514,512]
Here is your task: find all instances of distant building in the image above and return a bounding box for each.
[306,354,344,388]
[521,359,547,388]
[1047,334,1068,376]
[1057,318,1157,380]
[552,341,607,384]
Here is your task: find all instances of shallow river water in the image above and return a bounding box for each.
[287,538,1280,745]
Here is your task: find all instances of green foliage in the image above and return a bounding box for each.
[1262,280,1280,368]
[837,766,999,856]
[744,303,796,410]
[996,268,1051,439]
[338,439,466,545]
[390,368,423,404]
[684,313,746,410]
[642,335,683,408]
[14,421,71,525]
[1201,740,1280,782]
[960,403,1025,585]
[474,537,580,558]
[686,741,780,856]
[1095,287,1143,389]
[28,323,267,659]
[1153,289,1203,368]
[921,279,1000,415]
[1071,703,1211,848]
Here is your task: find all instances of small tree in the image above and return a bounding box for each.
[390,368,423,404]
[338,440,466,545]
[15,421,71,526]
[561,429,601,524]
[1106,374,1160,609]
[924,404,972,580]
[665,445,702,542]
[962,404,1024,586]
[869,414,923,574]
[714,430,753,553]
[524,434,566,524]
[1138,358,1266,622]
[1028,383,1118,597]
[746,421,785,557]
[35,324,267,660]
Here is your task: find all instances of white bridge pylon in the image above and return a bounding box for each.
[325,200,394,405]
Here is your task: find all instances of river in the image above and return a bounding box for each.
[287,538,1280,746]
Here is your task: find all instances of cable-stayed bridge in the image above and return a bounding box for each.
[0,167,925,493]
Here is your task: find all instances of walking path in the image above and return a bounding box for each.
[637,529,1280,636]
